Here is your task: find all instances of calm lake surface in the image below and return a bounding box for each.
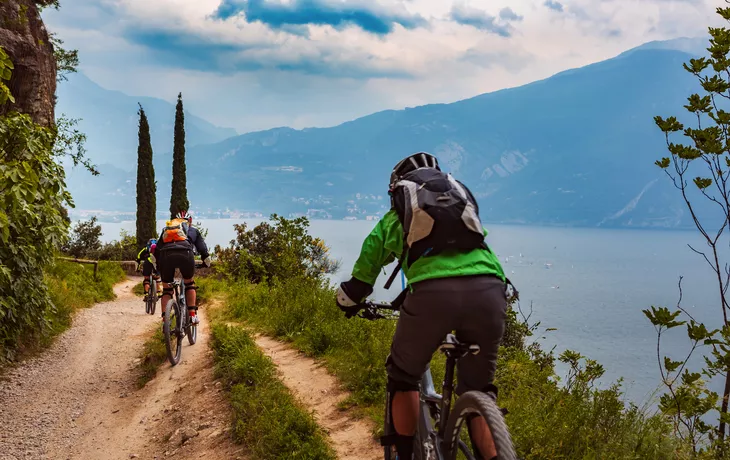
[97,219,724,406]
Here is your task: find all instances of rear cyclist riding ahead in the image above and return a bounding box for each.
[156,211,211,331]
[336,152,516,460]
[136,238,161,307]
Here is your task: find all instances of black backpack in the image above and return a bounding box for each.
[384,167,488,289]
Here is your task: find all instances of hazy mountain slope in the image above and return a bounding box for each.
[68,40,712,228]
[56,73,237,171]
[178,46,700,227]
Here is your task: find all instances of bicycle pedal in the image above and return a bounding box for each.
[500,407,509,416]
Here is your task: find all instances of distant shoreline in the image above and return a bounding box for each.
[80,215,701,234]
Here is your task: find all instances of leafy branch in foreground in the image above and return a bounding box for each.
[650,5,730,454]
[49,33,78,82]
[643,279,719,452]
[53,114,96,175]
[0,47,71,360]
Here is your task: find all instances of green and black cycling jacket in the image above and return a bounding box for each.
[351,210,506,288]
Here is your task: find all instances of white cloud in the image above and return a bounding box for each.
[43,0,721,133]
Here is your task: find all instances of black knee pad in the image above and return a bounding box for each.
[386,376,419,393]
[162,287,174,296]
[184,282,197,293]
[143,279,150,287]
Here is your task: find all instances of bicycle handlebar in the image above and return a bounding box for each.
[355,300,399,320]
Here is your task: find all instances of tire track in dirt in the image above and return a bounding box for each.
[254,334,382,460]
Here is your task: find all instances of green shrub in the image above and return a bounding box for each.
[210,323,336,460]
[92,230,137,261]
[63,217,138,261]
[214,215,339,283]
[0,51,70,360]
[62,216,102,258]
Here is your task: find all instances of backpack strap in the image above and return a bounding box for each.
[383,259,403,290]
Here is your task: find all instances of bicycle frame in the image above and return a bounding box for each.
[362,302,484,460]
[416,354,466,459]
[172,279,188,329]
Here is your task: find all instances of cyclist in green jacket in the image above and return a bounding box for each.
[336,152,508,460]
[136,238,160,301]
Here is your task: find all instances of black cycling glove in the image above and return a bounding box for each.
[336,277,373,318]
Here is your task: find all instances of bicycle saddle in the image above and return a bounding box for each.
[439,334,480,355]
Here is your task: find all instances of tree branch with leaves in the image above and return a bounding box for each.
[651,5,730,454]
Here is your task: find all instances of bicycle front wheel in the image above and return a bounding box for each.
[444,391,516,460]
[186,314,197,345]
[163,299,182,366]
[148,280,157,315]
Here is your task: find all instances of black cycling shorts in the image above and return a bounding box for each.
[385,275,507,396]
[141,260,155,277]
[158,249,195,283]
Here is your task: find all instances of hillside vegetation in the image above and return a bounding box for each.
[203,216,701,459]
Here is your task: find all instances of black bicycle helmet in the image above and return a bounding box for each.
[389,152,440,189]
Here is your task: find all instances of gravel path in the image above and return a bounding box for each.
[0,278,241,460]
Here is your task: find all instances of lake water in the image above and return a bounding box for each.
[97,219,723,406]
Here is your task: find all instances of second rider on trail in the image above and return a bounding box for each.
[156,211,211,328]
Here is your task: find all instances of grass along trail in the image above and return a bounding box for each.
[0,277,241,460]
[253,334,381,459]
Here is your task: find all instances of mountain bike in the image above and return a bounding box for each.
[357,302,517,460]
[162,267,201,366]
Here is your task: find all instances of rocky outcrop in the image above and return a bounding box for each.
[0,0,56,126]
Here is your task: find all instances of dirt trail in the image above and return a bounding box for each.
[0,277,242,460]
[254,335,382,460]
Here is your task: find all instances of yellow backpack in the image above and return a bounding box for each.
[161,218,189,243]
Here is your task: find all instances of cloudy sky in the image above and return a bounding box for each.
[44,0,721,134]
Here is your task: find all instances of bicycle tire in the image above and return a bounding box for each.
[414,402,433,460]
[163,299,182,366]
[145,294,155,316]
[186,317,197,345]
[149,279,157,316]
[444,391,516,460]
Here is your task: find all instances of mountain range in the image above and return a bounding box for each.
[65,38,714,228]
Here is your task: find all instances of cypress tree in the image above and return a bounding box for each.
[170,92,189,218]
[135,104,157,249]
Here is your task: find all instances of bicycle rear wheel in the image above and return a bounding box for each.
[444,391,516,460]
[163,299,183,365]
